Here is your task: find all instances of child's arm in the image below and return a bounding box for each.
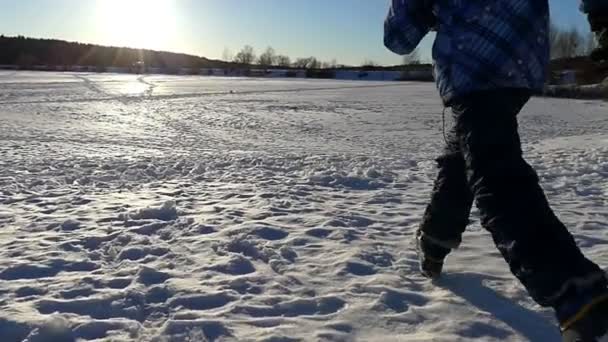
[384,0,435,55]
[581,0,608,16]
[581,0,608,61]
[581,0,608,31]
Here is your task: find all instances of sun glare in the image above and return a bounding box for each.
[96,0,176,51]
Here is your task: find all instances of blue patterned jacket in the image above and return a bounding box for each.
[384,0,553,104]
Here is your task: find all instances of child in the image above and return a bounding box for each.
[384,0,608,340]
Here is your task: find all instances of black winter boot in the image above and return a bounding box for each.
[415,230,449,279]
[559,290,608,341]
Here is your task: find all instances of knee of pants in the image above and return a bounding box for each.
[470,156,539,189]
[436,153,465,170]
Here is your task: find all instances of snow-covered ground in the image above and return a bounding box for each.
[0,71,607,341]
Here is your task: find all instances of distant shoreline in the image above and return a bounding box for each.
[2,67,605,100]
[0,65,434,82]
[542,83,608,100]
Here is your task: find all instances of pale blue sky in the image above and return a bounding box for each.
[0,0,592,66]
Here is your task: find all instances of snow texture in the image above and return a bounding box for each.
[0,71,607,341]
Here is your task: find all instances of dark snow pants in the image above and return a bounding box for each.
[419,88,606,307]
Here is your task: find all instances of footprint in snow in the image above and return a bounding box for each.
[372,289,429,313]
[168,293,236,311]
[232,296,346,318]
[344,261,377,276]
[253,227,289,241]
[305,228,333,239]
[210,255,256,275]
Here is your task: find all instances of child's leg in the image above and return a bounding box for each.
[452,89,607,309]
[418,127,474,262]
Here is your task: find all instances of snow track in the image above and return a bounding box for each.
[0,72,606,341]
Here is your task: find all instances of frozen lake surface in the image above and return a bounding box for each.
[0,71,607,341]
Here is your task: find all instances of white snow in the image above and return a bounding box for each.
[0,71,607,341]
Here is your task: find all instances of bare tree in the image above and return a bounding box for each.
[550,24,588,59]
[583,31,597,56]
[308,57,321,69]
[293,57,320,69]
[362,59,379,67]
[234,45,256,65]
[403,48,421,65]
[221,48,233,62]
[258,46,277,66]
[563,28,583,57]
[292,58,308,69]
[276,55,291,67]
[549,22,561,59]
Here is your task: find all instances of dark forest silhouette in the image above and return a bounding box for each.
[0,35,434,72]
[2,34,603,85]
[0,35,234,70]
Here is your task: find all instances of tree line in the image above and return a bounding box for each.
[224,25,598,71]
[2,30,594,73]
[550,23,596,59]
[223,45,343,69]
[0,35,236,70]
[0,35,358,71]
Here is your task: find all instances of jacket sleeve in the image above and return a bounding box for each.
[580,0,608,14]
[384,0,434,55]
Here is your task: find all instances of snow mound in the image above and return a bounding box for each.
[126,201,178,221]
[307,166,395,189]
[24,317,74,342]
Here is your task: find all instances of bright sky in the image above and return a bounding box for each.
[0,0,592,66]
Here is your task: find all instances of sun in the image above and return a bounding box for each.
[95,0,176,51]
